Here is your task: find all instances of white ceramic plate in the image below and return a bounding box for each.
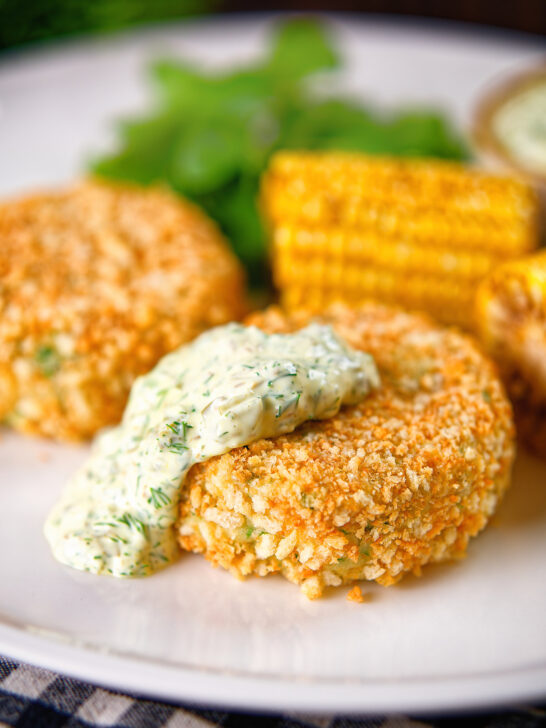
[1,15,545,715]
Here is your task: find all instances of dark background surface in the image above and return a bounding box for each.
[227,1,546,35]
[1,0,545,52]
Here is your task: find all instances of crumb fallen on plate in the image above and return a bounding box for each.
[346,585,366,603]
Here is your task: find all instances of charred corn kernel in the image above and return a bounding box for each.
[262,152,539,327]
[476,251,546,457]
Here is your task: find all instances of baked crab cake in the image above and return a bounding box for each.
[0,180,246,440]
[177,304,515,599]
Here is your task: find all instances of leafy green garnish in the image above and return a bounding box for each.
[266,18,338,79]
[91,18,469,287]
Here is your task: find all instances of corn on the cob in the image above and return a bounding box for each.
[476,250,546,457]
[262,152,539,327]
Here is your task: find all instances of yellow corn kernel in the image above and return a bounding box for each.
[261,152,539,327]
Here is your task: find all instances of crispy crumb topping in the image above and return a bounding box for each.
[178,303,515,598]
[0,179,246,439]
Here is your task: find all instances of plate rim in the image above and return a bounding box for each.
[1,622,545,714]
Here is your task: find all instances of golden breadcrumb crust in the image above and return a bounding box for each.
[475,252,546,458]
[178,303,515,599]
[0,180,246,440]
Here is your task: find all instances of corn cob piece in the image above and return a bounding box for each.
[262,152,539,327]
[476,250,546,457]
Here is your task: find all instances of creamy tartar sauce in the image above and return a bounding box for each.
[45,323,379,577]
[493,80,546,176]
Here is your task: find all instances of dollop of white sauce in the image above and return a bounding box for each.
[493,80,546,176]
[44,322,379,577]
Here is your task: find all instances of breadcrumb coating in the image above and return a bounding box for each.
[0,180,246,440]
[475,252,546,457]
[178,304,515,599]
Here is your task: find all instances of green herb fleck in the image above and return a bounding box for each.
[116,512,147,534]
[148,487,171,509]
[34,345,61,377]
[166,420,193,438]
[301,492,315,510]
[163,441,189,454]
[276,391,301,417]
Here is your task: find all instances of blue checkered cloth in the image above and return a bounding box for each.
[1,657,545,728]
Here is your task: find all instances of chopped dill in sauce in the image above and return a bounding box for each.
[44,322,379,577]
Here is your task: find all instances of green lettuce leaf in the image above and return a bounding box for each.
[90,18,469,289]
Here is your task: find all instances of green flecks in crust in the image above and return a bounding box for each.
[237,519,267,542]
[301,492,315,510]
[359,543,371,559]
[34,345,61,377]
[332,542,372,576]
